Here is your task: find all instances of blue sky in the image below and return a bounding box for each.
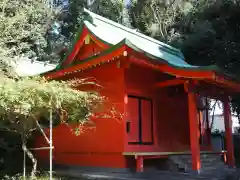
[124,0,130,5]
[62,0,131,7]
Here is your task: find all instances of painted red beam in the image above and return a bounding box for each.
[128,53,215,80]
[156,79,186,88]
[193,88,226,100]
[213,74,240,92]
[158,65,214,80]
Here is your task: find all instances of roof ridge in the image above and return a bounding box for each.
[83,8,183,57]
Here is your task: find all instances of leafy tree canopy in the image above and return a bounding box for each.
[0,0,58,64]
[0,76,103,132]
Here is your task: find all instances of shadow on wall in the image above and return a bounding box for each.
[0,131,30,177]
[211,133,240,168]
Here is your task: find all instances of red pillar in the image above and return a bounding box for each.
[188,92,201,172]
[135,156,144,172]
[205,108,212,147]
[223,98,235,168]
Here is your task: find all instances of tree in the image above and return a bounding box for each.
[171,0,240,71]
[0,0,60,65]
[128,0,192,43]
[0,76,105,177]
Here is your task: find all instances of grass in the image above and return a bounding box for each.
[2,174,83,180]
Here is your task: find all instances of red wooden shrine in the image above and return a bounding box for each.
[34,9,240,173]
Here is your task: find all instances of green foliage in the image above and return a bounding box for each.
[0,0,57,64]
[0,75,105,176]
[3,174,66,179]
[128,0,191,43]
[173,0,240,73]
[0,76,104,134]
[91,0,125,24]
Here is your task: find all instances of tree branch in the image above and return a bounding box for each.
[34,117,50,144]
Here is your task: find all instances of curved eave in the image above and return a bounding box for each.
[44,40,213,80]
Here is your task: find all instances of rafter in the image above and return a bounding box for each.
[156,79,186,88]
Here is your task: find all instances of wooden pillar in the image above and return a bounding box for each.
[188,91,201,172]
[205,108,212,147]
[223,98,235,168]
[135,156,144,172]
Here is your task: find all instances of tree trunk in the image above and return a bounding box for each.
[210,100,217,130]
[22,143,37,178]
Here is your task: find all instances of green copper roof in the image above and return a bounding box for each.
[82,8,201,69]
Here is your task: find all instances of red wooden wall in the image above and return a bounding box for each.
[124,63,191,153]
[35,62,127,168]
[156,88,190,152]
[76,39,104,61]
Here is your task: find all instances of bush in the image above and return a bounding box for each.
[2,173,79,180]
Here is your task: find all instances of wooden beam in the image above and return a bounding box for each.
[214,74,240,92]
[128,55,215,80]
[223,98,235,168]
[122,151,223,156]
[156,79,186,88]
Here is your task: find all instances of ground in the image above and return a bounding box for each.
[56,168,240,180]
